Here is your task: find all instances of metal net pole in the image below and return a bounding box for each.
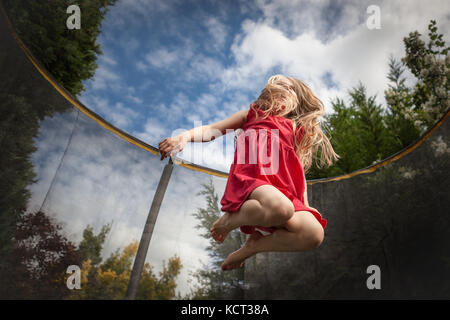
[126,158,174,300]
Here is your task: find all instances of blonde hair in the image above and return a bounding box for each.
[253,74,339,172]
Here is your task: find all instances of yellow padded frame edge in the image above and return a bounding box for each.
[308,109,449,185]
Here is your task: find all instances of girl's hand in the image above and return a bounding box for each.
[158,136,187,160]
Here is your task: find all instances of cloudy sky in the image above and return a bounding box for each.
[28,108,229,298]
[78,0,450,172]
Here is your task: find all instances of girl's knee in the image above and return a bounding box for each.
[267,198,294,222]
[293,228,323,251]
[251,185,294,222]
[292,214,324,250]
[309,227,324,249]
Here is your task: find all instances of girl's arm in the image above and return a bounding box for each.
[158,109,248,160]
[303,179,310,207]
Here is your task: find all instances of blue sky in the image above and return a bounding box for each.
[79,0,450,172]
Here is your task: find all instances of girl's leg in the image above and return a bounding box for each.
[211,185,295,243]
[221,210,324,270]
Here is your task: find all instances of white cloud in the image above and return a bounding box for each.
[99,55,117,66]
[194,93,219,118]
[204,16,228,51]
[28,112,221,297]
[145,48,179,68]
[253,0,365,40]
[109,102,140,128]
[157,0,450,169]
[90,66,120,90]
[134,117,169,145]
[187,55,224,82]
[85,0,450,170]
[217,0,450,114]
[80,95,139,130]
[126,94,143,104]
[102,0,172,31]
[136,42,196,73]
[136,60,148,72]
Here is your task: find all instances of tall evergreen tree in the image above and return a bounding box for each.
[308,83,392,179]
[183,179,245,300]
[384,56,421,152]
[349,82,389,164]
[0,0,117,263]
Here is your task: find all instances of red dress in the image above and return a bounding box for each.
[220,104,327,234]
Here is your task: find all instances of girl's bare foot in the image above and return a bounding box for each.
[210,212,235,243]
[221,231,264,271]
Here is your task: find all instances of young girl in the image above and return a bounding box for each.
[159,75,339,271]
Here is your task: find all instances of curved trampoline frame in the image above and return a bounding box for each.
[1,1,448,184]
[3,0,450,301]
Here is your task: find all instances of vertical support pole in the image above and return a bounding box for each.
[126,158,174,300]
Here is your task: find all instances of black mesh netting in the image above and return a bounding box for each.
[1,4,449,299]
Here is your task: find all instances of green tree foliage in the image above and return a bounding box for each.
[309,20,449,179]
[383,56,421,152]
[0,95,38,260]
[350,83,392,162]
[308,83,393,178]
[3,0,117,95]
[391,20,449,128]
[0,208,182,299]
[322,98,363,175]
[69,226,182,300]
[182,179,245,300]
[0,0,116,262]
[78,223,111,266]
[1,2,183,299]
[0,210,81,299]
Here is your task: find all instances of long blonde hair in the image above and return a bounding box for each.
[253,75,339,172]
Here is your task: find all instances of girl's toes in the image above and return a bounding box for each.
[211,231,224,243]
[222,262,244,271]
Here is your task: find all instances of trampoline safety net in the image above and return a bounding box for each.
[0,3,449,299]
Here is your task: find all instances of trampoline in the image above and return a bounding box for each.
[0,2,449,299]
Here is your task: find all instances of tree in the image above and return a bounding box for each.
[308,83,393,179]
[0,210,81,299]
[3,0,118,95]
[349,83,391,164]
[138,256,183,300]
[309,19,449,179]
[308,98,361,178]
[182,179,246,300]
[0,210,183,300]
[0,0,116,262]
[0,95,38,262]
[69,241,183,300]
[384,56,421,152]
[78,223,111,266]
[390,20,449,129]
